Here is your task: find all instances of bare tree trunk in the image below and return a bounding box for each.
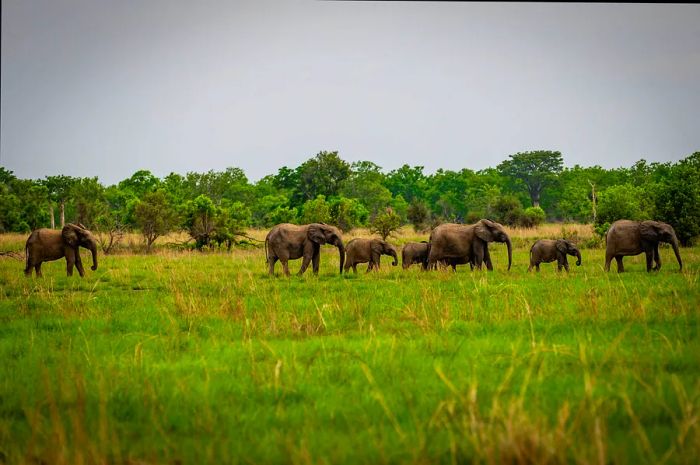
[60,201,65,228]
[49,205,55,229]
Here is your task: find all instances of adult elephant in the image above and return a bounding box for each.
[265,223,345,276]
[427,219,512,271]
[25,223,98,277]
[344,238,398,273]
[528,239,582,272]
[605,220,682,272]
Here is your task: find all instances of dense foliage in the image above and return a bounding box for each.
[2,151,699,244]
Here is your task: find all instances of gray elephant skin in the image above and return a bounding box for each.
[25,223,99,277]
[265,223,345,276]
[528,239,581,272]
[605,220,682,272]
[427,219,512,271]
[344,238,398,273]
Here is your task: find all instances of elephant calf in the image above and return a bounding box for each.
[401,241,429,269]
[528,239,581,272]
[344,238,398,273]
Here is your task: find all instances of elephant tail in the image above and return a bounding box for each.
[264,238,269,264]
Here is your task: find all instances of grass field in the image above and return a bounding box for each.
[0,226,699,464]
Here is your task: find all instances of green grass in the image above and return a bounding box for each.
[0,241,699,464]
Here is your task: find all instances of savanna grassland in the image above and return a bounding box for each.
[0,226,699,465]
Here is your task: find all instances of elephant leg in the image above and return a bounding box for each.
[65,252,75,276]
[563,257,569,272]
[366,262,372,273]
[268,256,278,275]
[604,252,613,272]
[653,244,661,271]
[352,263,358,273]
[645,249,654,272]
[298,256,312,275]
[75,251,85,277]
[311,244,320,275]
[615,256,624,273]
[35,263,42,277]
[281,259,291,276]
[473,244,484,270]
[484,246,493,271]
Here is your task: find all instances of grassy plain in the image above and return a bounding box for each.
[0,226,699,464]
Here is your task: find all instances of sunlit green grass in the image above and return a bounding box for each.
[0,240,699,464]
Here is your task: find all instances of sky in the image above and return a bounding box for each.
[2,1,699,185]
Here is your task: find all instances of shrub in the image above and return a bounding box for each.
[489,195,524,226]
[369,208,402,240]
[300,195,332,224]
[521,206,546,228]
[330,197,368,232]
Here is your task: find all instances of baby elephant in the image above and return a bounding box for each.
[529,239,582,272]
[344,238,398,273]
[402,241,429,269]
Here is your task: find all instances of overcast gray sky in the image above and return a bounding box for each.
[2,1,699,185]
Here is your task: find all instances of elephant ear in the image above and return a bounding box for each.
[371,240,383,255]
[555,239,568,254]
[62,224,79,247]
[474,219,495,242]
[639,221,660,241]
[307,224,327,244]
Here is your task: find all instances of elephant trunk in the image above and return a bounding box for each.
[505,237,512,271]
[390,249,398,266]
[671,237,682,271]
[575,249,582,266]
[88,240,98,271]
[336,240,345,274]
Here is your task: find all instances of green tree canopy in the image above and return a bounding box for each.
[497,150,563,207]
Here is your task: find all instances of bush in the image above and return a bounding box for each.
[369,208,402,240]
[330,197,369,232]
[652,154,700,245]
[521,206,546,228]
[407,200,431,232]
[300,195,332,224]
[489,195,524,226]
[596,184,653,227]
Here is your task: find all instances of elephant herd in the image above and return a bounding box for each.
[22,219,683,278]
[263,219,683,276]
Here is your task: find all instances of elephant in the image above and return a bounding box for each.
[265,223,345,276]
[528,239,582,272]
[24,223,98,277]
[402,242,475,271]
[344,238,398,273]
[605,220,682,272]
[402,241,430,270]
[427,219,512,271]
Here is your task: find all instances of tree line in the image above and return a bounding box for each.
[1,150,699,250]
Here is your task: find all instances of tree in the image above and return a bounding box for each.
[183,194,219,250]
[300,195,332,224]
[407,199,431,232]
[330,197,369,232]
[296,151,351,203]
[653,152,700,245]
[43,175,77,228]
[134,190,178,251]
[369,208,402,240]
[595,184,654,237]
[497,151,563,208]
[488,195,525,227]
[385,165,427,203]
[70,177,107,228]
